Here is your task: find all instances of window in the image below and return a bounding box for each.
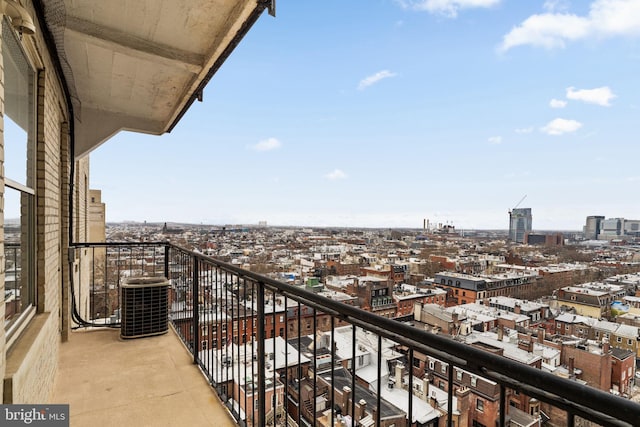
[476,398,484,412]
[616,337,622,343]
[201,340,208,350]
[429,360,435,370]
[456,370,463,381]
[471,376,477,387]
[2,19,37,336]
[441,364,447,374]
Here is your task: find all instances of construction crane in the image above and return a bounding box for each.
[508,194,527,241]
[509,194,527,216]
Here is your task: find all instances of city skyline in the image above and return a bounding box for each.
[90,0,640,230]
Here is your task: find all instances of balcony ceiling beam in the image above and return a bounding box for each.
[65,15,204,74]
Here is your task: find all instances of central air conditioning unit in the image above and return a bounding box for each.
[121,276,169,339]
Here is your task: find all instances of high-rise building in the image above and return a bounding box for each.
[584,215,605,240]
[89,189,106,242]
[509,208,532,243]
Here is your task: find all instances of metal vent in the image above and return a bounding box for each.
[121,276,169,339]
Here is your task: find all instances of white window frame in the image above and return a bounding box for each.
[3,18,37,341]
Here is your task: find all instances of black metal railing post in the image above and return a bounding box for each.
[257,281,266,427]
[447,364,453,427]
[192,255,199,365]
[72,241,640,427]
[499,384,506,427]
[164,244,169,281]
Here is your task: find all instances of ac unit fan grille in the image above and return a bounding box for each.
[121,277,169,339]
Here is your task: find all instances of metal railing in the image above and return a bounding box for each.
[71,242,640,427]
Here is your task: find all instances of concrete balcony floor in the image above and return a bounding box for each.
[52,327,237,427]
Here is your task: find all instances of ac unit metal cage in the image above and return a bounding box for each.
[121,276,169,339]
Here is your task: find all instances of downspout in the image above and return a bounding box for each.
[32,1,88,329]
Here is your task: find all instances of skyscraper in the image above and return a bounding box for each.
[583,215,604,240]
[509,208,532,243]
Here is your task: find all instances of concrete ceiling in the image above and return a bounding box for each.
[41,0,272,158]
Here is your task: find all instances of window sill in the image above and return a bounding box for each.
[3,312,51,403]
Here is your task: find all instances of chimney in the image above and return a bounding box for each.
[429,394,438,409]
[537,328,545,344]
[568,357,575,378]
[342,386,351,415]
[455,387,471,427]
[603,339,611,354]
[514,303,521,314]
[528,336,534,353]
[395,363,404,389]
[422,376,430,402]
[497,324,504,341]
[356,399,367,421]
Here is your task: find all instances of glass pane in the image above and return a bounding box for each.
[4,118,28,185]
[4,187,34,329]
[2,20,34,187]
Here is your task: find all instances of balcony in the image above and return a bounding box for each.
[52,328,236,427]
[60,242,640,427]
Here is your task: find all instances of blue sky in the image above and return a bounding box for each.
[90,0,640,230]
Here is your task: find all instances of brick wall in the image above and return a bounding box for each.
[0,0,89,404]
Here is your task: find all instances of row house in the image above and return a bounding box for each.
[201,337,308,426]
[554,285,614,319]
[591,320,640,358]
[414,303,473,336]
[434,271,538,307]
[393,284,447,318]
[424,354,540,427]
[623,295,640,314]
[486,296,550,324]
[553,314,640,358]
[553,313,598,340]
[346,276,396,318]
[449,303,530,331]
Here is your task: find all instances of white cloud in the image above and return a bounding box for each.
[358,70,397,90]
[251,137,282,152]
[499,0,640,52]
[550,98,567,108]
[394,0,501,18]
[488,136,502,144]
[325,169,348,180]
[515,127,534,134]
[541,118,583,135]
[566,86,616,106]
[543,0,570,13]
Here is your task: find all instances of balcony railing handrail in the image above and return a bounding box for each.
[72,241,640,427]
[165,242,639,427]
